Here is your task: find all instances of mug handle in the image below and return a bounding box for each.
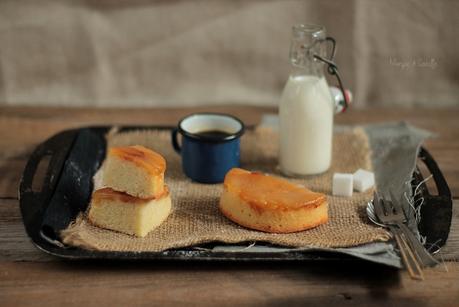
[171,129,181,154]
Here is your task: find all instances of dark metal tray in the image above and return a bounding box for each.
[18,126,453,261]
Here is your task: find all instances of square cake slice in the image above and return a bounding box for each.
[103,145,166,198]
[88,187,172,237]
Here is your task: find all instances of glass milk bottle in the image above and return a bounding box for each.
[279,24,337,176]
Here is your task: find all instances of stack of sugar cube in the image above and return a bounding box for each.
[332,169,375,197]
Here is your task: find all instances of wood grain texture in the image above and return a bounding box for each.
[0,106,458,306]
[0,261,458,306]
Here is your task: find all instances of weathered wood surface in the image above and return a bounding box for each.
[0,106,458,306]
[1,260,458,306]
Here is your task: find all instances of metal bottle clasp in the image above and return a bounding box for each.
[312,37,350,113]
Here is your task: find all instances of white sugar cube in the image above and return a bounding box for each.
[332,173,353,197]
[353,169,375,192]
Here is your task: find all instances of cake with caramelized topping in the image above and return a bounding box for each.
[219,168,328,233]
[88,187,172,237]
[103,145,166,198]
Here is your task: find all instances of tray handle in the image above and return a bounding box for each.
[413,147,452,253]
[19,130,77,240]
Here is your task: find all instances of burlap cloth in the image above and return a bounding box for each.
[61,127,390,251]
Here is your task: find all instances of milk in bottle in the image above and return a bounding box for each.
[279,24,334,176]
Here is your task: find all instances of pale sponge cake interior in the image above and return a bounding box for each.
[88,187,172,237]
[219,168,328,233]
[103,145,166,198]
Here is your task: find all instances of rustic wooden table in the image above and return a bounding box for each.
[0,106,458,306]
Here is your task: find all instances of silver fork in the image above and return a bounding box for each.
[372,192,424,280]
[385,191,438,268]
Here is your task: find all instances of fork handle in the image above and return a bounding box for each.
[396,222,438,267]
[389,226,424,280]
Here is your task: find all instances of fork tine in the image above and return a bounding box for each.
[382,192,394,215]
[389,190,404,216]
[372,192,385,219]
[372,191,378,207]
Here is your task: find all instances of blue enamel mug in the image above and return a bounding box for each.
[172,113,245,183]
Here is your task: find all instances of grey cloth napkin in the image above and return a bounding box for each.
[206,117,432,268]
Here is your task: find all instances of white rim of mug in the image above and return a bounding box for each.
[177,113,245,143]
